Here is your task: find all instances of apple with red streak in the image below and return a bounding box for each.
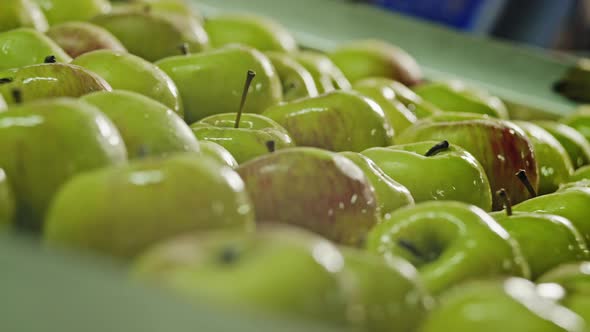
[397,119,538,210]
[237,147,379,246]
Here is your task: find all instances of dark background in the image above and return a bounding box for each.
[368,0,588,53]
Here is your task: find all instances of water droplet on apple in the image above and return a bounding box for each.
[237,204,251,215]
[541,166,555,177]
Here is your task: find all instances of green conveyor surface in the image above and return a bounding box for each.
[0,232,350,332]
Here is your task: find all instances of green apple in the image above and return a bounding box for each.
[0,95,7,112]
[189,71,292,164]
[513,188,590,245]
[111,0,203,22]
[544,291,590,325]
[513,121,574,195]
[46,22,127,58]
[414,80,509,119]
[265,51,319,101]
[421,111,490,122]
[263,90,393,152]
[205,13,297,52]
[492,203,589,279]
[373,78,440,118]
[537,265,590,328]
[133,226,350,325]
[134,225,432,331]
[0,28,71,71]
[81,90,199,159]
[32,0,111,25]
[339,151,414,217]
[291,51,351,93]
[534,121,590,169]
[191,113,294,164]
[0,168,15,227]
[237,147,380,246]
[559,179,590,191]
[0,98,127,230]
[329,39,422,87]
[562,106,590,142]
[418,278,586,332]
[552,292,590,325]
[559,177,590,192]
[397,119,538,210]
[199,141,238,169]
[402,116,542,201]
[538,265,590,316]
[554,57,590,102]
[538,262,590,325]
[0,0,48,33]
[45,153,254,259]
[367,201,529,293]
[571,165,590,182]
[353,78,417,134]
[157,45,282,123]
[92,5,208,62]
[72,50,183,117]
[362,141,493,211]
[339,247,433,332]
[0,62,111,104]
[539,262,590,295]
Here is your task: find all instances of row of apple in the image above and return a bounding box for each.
[3,0,590,331]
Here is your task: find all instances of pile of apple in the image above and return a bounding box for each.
[5,0,590,331]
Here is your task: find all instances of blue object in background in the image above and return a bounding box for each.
[373,0,492,30]
[492,0,577,48]
[371,0,576,47]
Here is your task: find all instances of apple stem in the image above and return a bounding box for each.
[178,43,190,56]
[266,140,276,153]
[553,80,567,93]
[496,189,513,216]
[44,55,57,64]
[220,246,239,264]
[234,70,256,129]
[283,82,297,95]
[425,140,449,157]
[515,169,537,198]
[397,239,425,260]
[0,78,12,84]
[136,145,150,159]
[11,88,22,104]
